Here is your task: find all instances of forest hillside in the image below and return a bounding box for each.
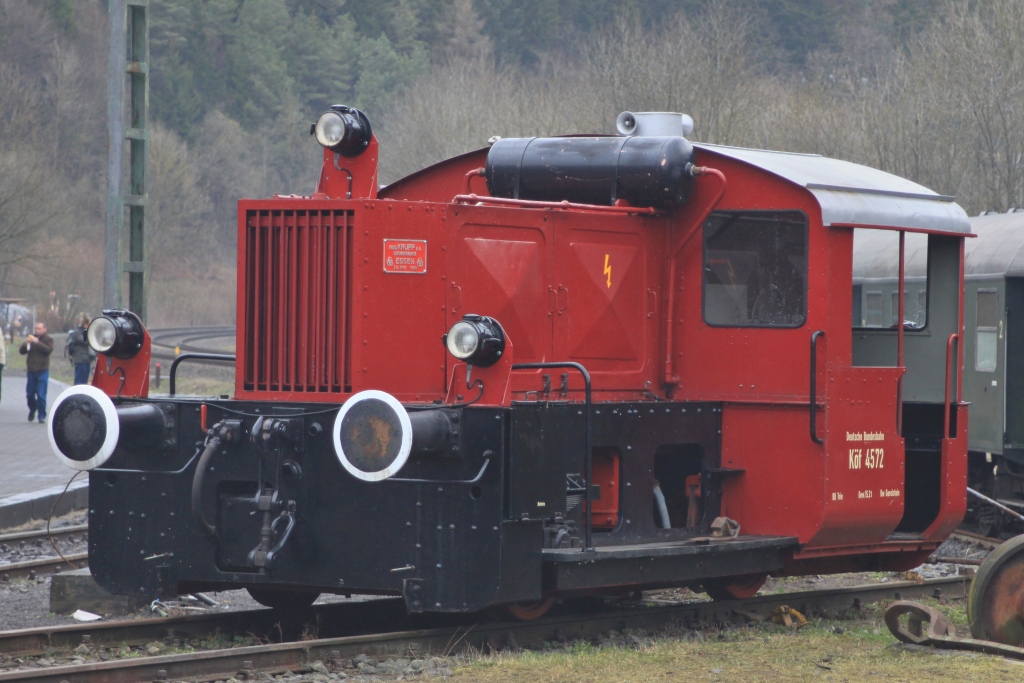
[0,0,1019,326]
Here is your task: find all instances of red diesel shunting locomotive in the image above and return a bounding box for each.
[47,107,971,615]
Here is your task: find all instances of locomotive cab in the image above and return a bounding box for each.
[49,108,971,613]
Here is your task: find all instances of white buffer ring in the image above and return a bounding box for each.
[333,390,412,482]
[47,385,120,471]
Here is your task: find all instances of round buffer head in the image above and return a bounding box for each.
[47,385,120,471]
[332,390,412,482]
[968,533,1024,646]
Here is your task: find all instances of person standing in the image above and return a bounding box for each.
[20,322,53,423]
[66,314,95,385]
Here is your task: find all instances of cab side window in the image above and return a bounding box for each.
[703,211,808,327]
[976,290,999,372]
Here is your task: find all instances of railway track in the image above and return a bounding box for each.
[0,576,969,682]
[0,554,87,581]
[0,525,89,580]
[951,529,1004,550]
[0,525,87,547]
[148,325,235,361]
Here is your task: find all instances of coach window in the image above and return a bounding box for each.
[976,290,999,372]
[853,229,928,330]
[703,211,808,327]
[865,292,883,326]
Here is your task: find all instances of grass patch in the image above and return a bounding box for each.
[453,611,1022,682]
[151,359,235,398]
[152,374,235,398]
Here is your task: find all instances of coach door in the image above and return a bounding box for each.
[814,362,905,546]
[963,284,1004,454]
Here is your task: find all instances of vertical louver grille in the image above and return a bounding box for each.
[243,209,353,394]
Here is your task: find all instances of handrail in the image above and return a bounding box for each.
[896,231,905,437]
[452,194,661,216]
[944,334,958,439]
[810,330,825,444]
[512,361,593,552]
[663,167,728,385]
[169,353,236,396]
[385,456,490,485]
[464,167,485,194]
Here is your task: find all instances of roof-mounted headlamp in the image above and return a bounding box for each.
[443,314,505,368]
[87,309,145,360]
[310,105,372,157]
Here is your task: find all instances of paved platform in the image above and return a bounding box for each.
[0,375,80,499]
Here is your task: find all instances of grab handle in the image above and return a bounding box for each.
[944,334,958,439]
[810,330,825,444]
[169,353,235,396]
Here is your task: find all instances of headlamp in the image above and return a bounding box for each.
[442,315,505,367]
[87,317,117,354]
[87,309,144,359]
[310,105,372,157]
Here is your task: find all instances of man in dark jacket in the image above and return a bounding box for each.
[20,322,53,423]
[66,314,95,385]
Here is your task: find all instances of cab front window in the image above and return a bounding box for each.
[702,211,808,328]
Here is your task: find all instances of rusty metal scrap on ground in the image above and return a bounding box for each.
[885,600,1024,660]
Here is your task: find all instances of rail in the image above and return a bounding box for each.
[0,524,86,545]
[0,575,970,682]
[169,353,236,396]
[512,361,593,551]
[0,525,89,579]
[0,553,88,580]
[810,330,825,444]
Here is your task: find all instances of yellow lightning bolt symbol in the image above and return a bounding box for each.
[603,254,612,288]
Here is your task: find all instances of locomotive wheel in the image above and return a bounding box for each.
[246,588,320,611]
[967,534,1024,645]
[704,573,768,601]
[499,596,556,621]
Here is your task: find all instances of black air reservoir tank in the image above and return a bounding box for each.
[485,136,696,208]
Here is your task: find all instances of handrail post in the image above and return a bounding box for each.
[511,361,593,552]
[896,231,905,436]
[944,334,958,439]
[810,330,825,444]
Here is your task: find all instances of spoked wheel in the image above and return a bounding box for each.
[246,587,320,611]
[499,596,556,621]
[968,535,1024,645]
[704,573,768,601]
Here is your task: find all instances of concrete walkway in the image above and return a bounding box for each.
[0,375,80,499]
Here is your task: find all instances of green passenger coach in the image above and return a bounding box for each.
[854,210,1024,536]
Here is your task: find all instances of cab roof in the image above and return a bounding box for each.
[852,211,1024,281]
[697,143,972,235]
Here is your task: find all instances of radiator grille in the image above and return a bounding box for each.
[243,209,353,394]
